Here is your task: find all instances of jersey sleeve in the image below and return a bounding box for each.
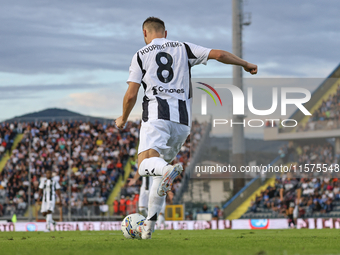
[184,42,211,66]
[38,178,44,189]
[127,52,143,84]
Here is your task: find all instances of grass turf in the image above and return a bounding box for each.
[0,229,340,255]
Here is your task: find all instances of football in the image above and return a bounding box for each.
[121,213,146,239]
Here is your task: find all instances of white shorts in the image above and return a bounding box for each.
[138,120,190,162]
[41,201,55,213]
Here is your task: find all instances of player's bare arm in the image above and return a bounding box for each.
[128,171,140,186]
[208,49,258,74]
[115,82,141,129]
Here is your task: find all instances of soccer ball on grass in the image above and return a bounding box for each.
[121,213,145,239]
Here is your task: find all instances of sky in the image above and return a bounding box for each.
[0,0,339,128]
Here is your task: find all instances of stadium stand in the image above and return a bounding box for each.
[0,123,18,159]
[242,175,340,219]
[241,140,340,219]
[296,84,340,132]
[0,120,140,218]
[0,118,208,219]
[264,64,340,141]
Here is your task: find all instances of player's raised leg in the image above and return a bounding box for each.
[138,154,168,177]
[138,148,183,197]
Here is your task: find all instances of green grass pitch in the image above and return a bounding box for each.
[1,229,340,255]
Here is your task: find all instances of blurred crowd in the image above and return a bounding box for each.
[0,123,18,159]
[248,141,340,221]
[296,84,340,132]
[249,176,340,218]
[0,120,139,217]
[278,142,336,166]
[0,119,209,218]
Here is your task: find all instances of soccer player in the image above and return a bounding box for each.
[115,17,257,239]
[279,175,301,228]
[38,169,61,232]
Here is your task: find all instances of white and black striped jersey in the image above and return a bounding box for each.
[39,177,61,203]
[127,38,211,126]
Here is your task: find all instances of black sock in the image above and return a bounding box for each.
[288,214,295,226]
[148,213,157,221]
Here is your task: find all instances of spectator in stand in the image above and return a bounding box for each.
[202,204,209,213]
[0,123,18,158]
[279,176,301,228]
[82,197,89,216]
[212,205,220,220]
[119,195,126,216]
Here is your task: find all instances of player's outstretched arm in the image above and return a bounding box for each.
[115,82,141,129]
[208,49,257,75]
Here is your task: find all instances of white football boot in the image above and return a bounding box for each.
[136,220,153,239]
[52,221,57,231]
[45,225,50,232]
[157,164,183,197]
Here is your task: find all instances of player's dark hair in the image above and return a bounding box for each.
[142,17,165,32]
